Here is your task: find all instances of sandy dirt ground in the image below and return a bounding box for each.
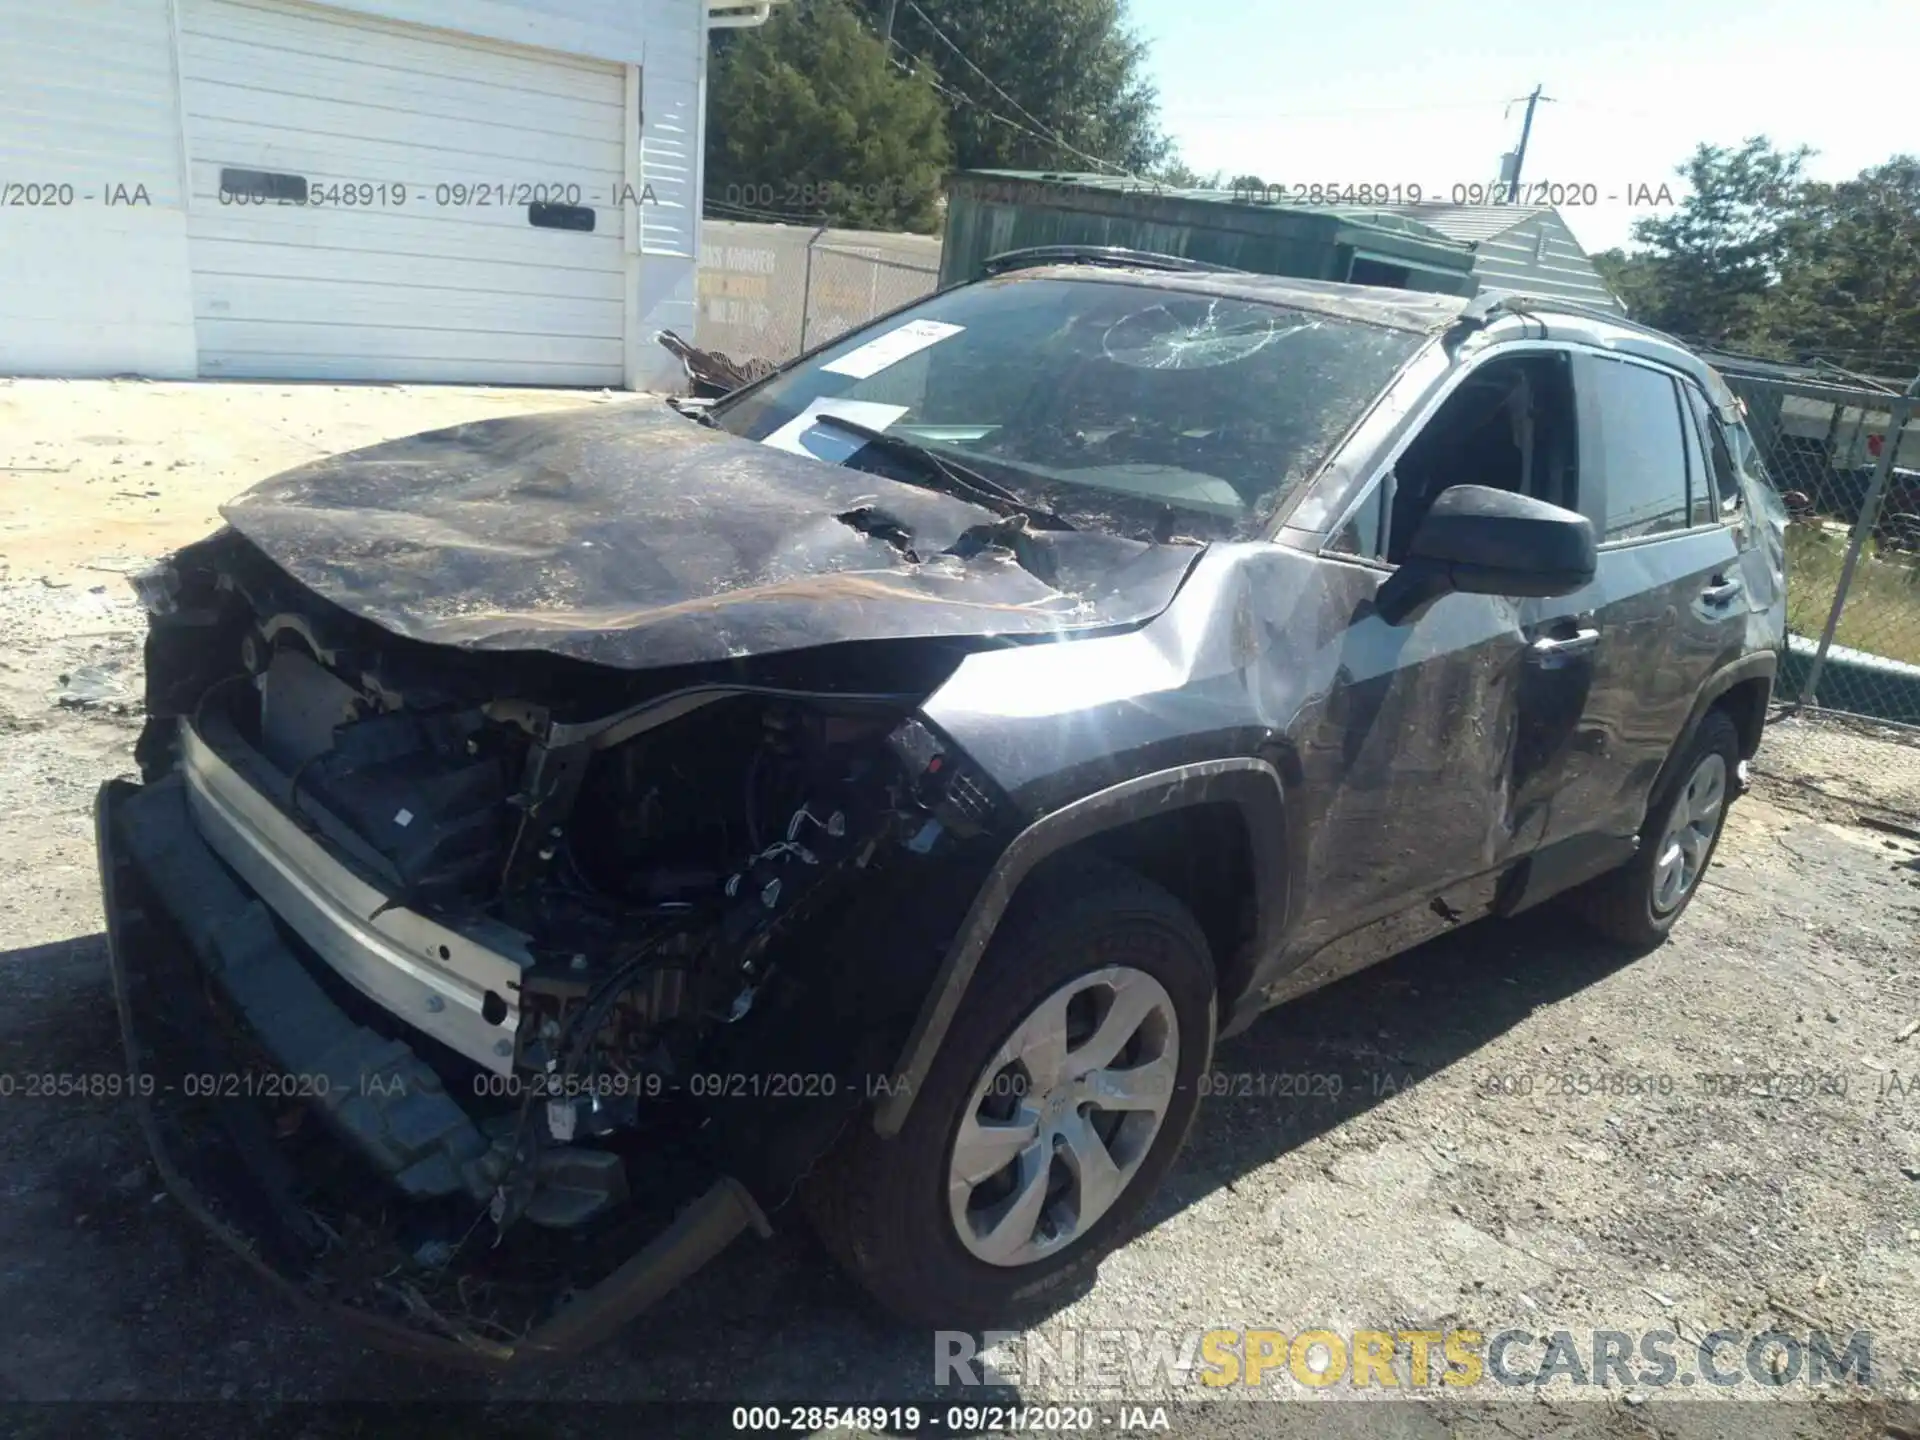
[0,382,1916,1437]
[0,377,632,586]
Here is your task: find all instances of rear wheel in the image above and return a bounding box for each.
[1572,708,1740,949]
[804,860,1215,1329]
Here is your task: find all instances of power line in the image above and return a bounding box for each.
[705,196,830,224]
[885,49,1125,177]
[903,1,1067,152]
[1163,100,1507,122]
[860,4,1138,179]
[898,2,1134,177]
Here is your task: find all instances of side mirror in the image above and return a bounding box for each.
[1376,484,1596,626]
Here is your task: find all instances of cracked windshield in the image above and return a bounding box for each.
[713,278,1424,537]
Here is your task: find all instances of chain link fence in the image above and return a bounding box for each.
[694,219,942,370]
[1718,367,1920,824]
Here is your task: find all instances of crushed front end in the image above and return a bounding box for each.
[99,530,1004,1363]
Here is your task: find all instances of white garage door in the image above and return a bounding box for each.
[179,0,627,384]
[0,0,197,377]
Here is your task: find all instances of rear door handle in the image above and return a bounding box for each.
[1700,575,1743,605]
[1527,627,1600,666]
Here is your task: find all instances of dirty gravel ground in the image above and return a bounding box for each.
[1,382,1917,1437]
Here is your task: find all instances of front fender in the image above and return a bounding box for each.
[871,757,1288,1138]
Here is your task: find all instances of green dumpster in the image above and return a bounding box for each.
[939,170,1479,295]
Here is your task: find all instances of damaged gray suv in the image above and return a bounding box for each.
[97,256,1787,1362]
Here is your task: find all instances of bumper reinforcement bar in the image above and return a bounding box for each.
[97,776,769,1367]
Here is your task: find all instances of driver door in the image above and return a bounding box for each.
[1278,346,1615,982]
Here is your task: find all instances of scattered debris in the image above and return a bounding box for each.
[656,328,777,398]
[55,664,133,711]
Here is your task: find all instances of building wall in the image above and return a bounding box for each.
[293,0,650,60]
[1470,212,1623,312]
[317,0,712,389]
[0,0,198,377]
[0,0,711,388]
[631,0,707,390]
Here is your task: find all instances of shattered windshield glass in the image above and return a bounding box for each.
[710,277,1426,539]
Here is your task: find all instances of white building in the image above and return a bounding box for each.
[1374,203,1625,313]
[0,0,780,389]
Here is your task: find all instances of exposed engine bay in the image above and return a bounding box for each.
[117,528,1005,1350]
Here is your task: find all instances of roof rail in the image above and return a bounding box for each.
[980,245,1247,278]
[1477,290,1680,343]
[1443,289,1684,355]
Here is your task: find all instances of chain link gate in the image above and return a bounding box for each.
[1718,366,1920,825]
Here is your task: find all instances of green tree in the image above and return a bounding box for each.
[1149,160,1222,189]
[1754,157,1920,375]
[883,0,1173,176]
[706,0,951,232]
[1590,247,1672,324]
[1605,136,1813,348]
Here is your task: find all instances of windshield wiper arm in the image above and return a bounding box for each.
[807,414,1073,530]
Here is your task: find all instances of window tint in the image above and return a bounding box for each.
[1676,385,1715,526]
[1379,351,1579,562]
[1329,477,1386,558]
[1683,383,1743,515]
[1591,358,1690,541]
[1725,419,1769,491]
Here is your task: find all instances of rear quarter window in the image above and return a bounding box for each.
[1683,382,1743,517]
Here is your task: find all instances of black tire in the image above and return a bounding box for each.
[803,858,1216,1330]
[1571,708,1741,950]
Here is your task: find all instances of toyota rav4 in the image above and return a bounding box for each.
[96,258,1788,1363]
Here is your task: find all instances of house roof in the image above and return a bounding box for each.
[1367,203,1547,245]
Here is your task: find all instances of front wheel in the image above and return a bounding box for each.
[1571,708,1740,949]
[804,860,1215,1329]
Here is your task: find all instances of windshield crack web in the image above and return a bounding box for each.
[1100,299,1320,370]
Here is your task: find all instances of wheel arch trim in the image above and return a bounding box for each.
[1651,651,1777,809]
[872,757,1288,1138]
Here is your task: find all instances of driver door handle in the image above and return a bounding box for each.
[1527,627,1600,667]
[1699,575,1743,605]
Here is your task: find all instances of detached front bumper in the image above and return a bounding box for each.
[95,775,769,1368]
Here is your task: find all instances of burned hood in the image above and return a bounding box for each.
[217,402,1202,671]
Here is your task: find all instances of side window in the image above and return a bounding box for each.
[1676,385,1715,527]
[1683,382,1743,516]
[1725,418,1771,494]
[1589,357,1690,541]
[1377,350,1579,564]
[1328,478,1386,558]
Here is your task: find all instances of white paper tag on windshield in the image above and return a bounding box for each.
[761,398,910,461]
[821,319,963,379]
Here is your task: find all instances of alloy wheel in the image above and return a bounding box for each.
[1652,752,1727,914]
[946,966,1179,1268]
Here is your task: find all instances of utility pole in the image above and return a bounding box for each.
[1503,84,1554,198]
[881,0,899,44]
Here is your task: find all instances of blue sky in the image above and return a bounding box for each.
[1125,0,1916,253]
